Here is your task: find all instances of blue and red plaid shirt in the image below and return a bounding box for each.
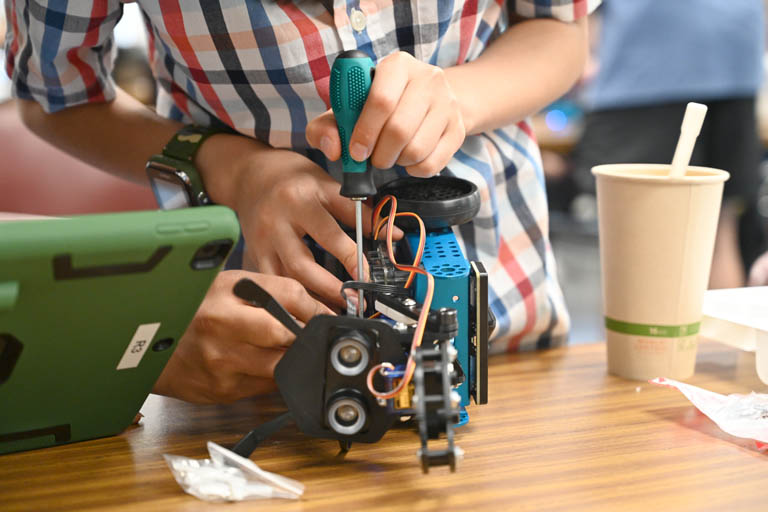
[5,0,599,352]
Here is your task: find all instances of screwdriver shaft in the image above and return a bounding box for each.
[355,199,365,317]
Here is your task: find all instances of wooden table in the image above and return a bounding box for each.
[2,341,767,511]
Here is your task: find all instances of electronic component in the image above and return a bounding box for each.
[231,176,493,473]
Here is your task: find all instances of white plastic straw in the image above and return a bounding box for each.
[669,102,708,178]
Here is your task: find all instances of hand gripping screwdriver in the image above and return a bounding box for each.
[329,50,375,316]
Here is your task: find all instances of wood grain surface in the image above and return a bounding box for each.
[2,341,767,512]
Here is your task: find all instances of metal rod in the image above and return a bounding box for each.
[355,199,365,317]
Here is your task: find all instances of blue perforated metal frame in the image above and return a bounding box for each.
[405,229,472,410]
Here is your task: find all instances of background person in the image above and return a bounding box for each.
[571,0,768,289]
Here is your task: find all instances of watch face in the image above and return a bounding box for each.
[147,164,192,210]
[153,179,189,210]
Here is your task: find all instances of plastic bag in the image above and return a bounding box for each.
[164,441,304,502]
[651,377,768,450]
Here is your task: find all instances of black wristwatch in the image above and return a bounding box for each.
[146,125,226,209]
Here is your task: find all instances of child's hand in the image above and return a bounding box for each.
[153,270,332,403]
[233,148,402,308]
[198,135,403,309]
[307,51,466,177]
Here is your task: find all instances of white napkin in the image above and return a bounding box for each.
[652,377,768,449]
[164,441,304,502]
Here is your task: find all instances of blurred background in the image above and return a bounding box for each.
[0,1,157,216]
[2,2,767,343]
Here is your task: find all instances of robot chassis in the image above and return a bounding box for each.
[230,176,494,473]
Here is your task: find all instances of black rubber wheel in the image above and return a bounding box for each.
[376,176,480,231]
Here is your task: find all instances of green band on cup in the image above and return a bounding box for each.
[604,317,700,338]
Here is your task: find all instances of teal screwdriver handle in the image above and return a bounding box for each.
[330,50,377,198]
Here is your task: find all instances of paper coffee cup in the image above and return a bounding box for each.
[592,164,729,381]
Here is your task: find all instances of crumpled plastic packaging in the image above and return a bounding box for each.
[163,441,304,502]
[651,377,768,450]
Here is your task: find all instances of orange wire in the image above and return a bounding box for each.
[371,199,388,238]
[366,272,433,400]
[365,195,434,400]
[373,212,425,288]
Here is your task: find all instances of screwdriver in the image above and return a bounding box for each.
[329,50,376,317]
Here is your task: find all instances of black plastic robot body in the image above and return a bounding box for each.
[231,176,493,473]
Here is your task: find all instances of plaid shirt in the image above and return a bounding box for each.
[5,0,599,352]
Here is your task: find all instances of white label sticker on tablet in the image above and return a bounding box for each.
[116,323,161,370]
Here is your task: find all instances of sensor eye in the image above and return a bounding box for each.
[339,345,362,365]
[330,336,369,376]
[335,403,359,425]
[327,396,367,435]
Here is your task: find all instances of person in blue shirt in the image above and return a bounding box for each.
[572,0,767,289]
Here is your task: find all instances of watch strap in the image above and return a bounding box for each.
[162,124,229,162]
[151,124,237,207]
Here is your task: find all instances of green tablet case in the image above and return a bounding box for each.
[0,206,240,454]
